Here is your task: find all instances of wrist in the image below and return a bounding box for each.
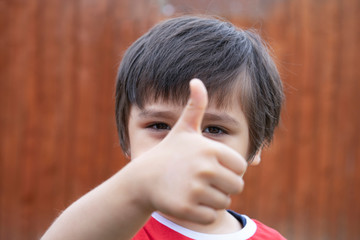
[116,160,156,217]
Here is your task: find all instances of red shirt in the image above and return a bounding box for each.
[132,211,286,240]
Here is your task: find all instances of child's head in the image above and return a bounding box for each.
[115,16,284,161]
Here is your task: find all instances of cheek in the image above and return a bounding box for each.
[240,134,250,157]
[229,134,250,158]
[129,130,162,159]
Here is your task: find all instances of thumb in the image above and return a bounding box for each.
[174,79,208,133]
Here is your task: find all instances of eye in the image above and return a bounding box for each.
[147,122,171,131]
[203,126,227,135]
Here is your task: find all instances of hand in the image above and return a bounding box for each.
[126,79,247,224]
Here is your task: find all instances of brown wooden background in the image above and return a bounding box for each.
[1,0,359,239]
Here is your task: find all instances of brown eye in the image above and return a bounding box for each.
[203,126,226,135]
[148,123,171,130]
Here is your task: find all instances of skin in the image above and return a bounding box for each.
[41,79,260,240]
[128,80,260,234]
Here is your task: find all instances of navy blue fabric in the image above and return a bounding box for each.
[227,210,247,228]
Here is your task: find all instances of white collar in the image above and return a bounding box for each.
[151,212,257,240]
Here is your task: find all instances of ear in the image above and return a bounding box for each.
[250,150,261,166]
[124,149,131,160]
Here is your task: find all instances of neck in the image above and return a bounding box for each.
[159,209,242,234]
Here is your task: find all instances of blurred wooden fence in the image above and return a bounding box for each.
[1,0,359,239]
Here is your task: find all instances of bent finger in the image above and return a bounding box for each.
[208,165,245,195]
[212,141,248,176]
[197,186,232,210]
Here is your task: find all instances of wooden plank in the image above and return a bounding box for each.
[1,0,360,238]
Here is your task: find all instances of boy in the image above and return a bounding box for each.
[42,16,285,239]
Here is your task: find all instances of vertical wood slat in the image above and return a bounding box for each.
[0,0,359,239]
[1,1,41,238]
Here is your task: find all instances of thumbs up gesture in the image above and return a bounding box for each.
[126,79,248,224]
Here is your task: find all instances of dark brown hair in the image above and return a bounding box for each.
[115,16,284,161]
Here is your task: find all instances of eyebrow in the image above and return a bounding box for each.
[203,112,240,127]
[138,109,241,127]
[139,110,178,120]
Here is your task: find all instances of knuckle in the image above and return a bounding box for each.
[201,210,217,224]
[229,177,244,194]
[214,195,231,210]
[235,177,245,193]
[198,164,216,179]
[220,194,232,208]
[224,196,232,208]
[240,158,248,171]
[177,201,193,216]
[234,156,247,175]
[189,181,205,199]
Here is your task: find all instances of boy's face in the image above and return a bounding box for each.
[128,99,259,165]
